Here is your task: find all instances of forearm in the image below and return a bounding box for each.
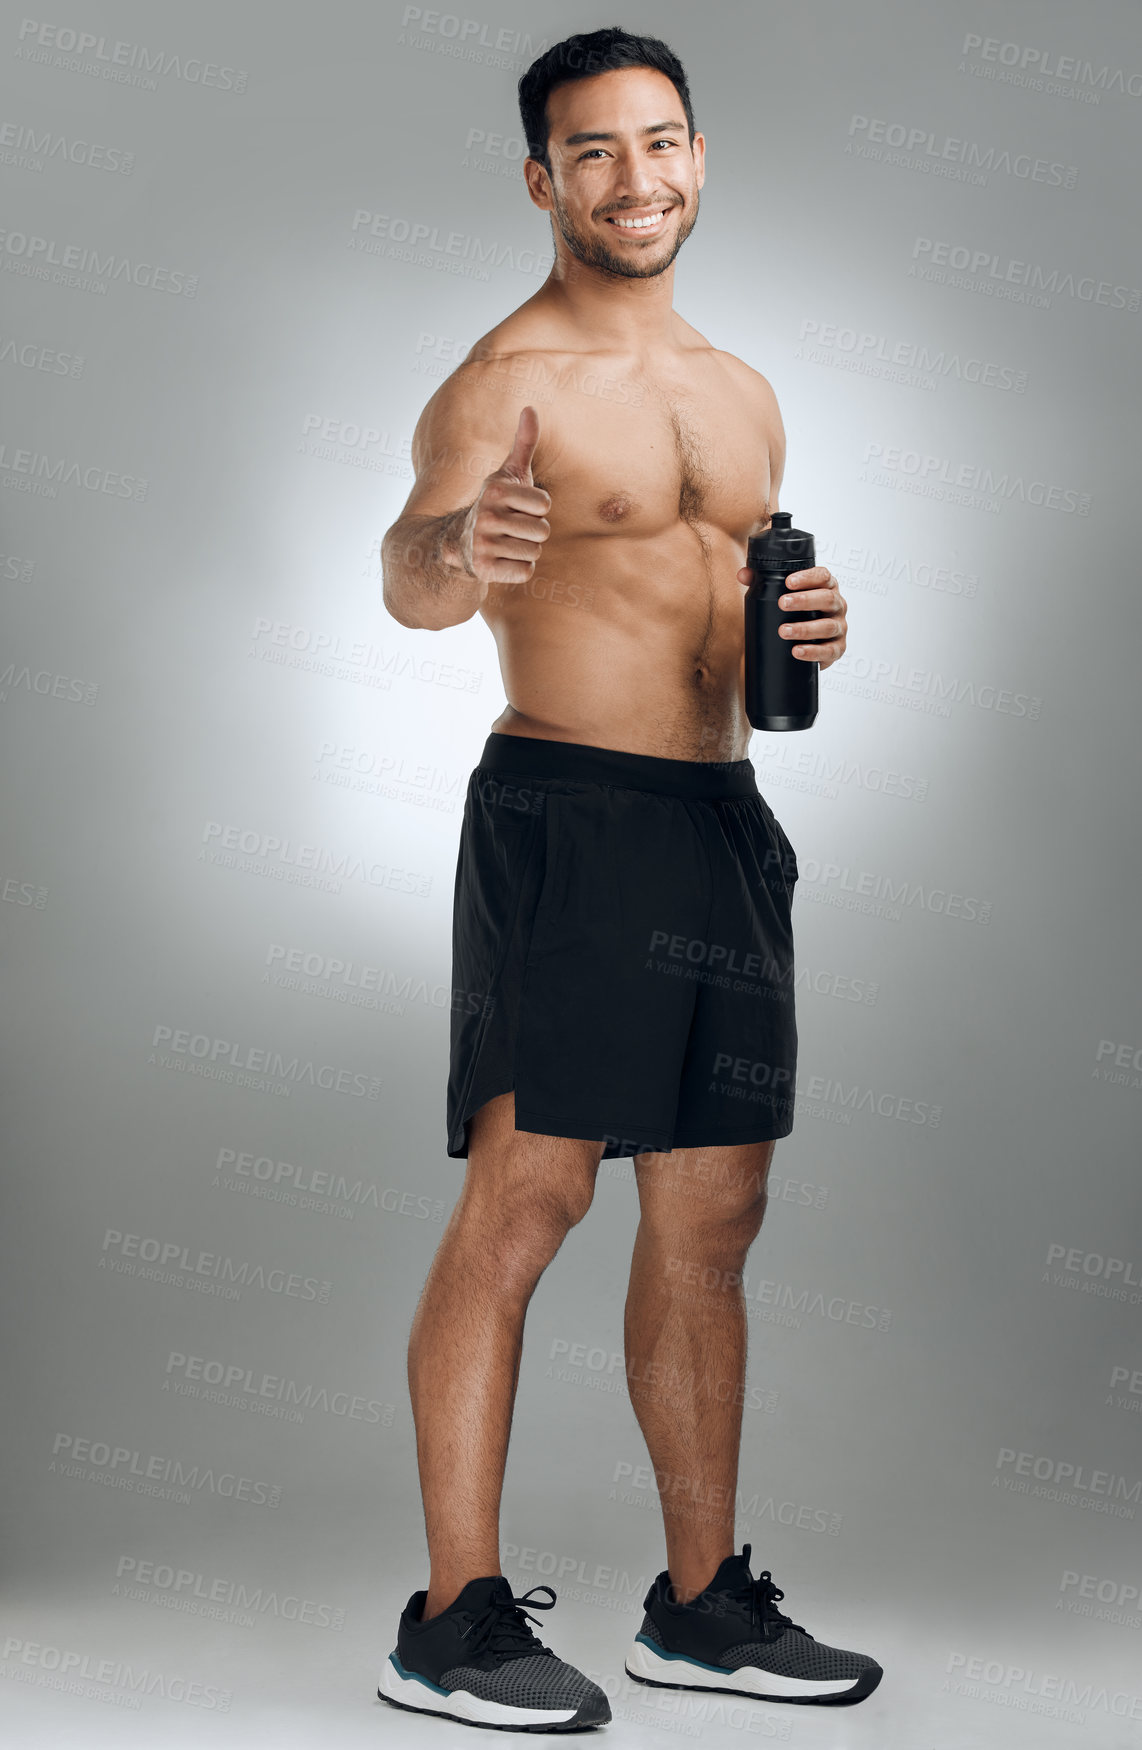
[381,510,484,630]
[382,509,479,630]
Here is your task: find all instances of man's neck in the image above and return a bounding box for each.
[542,252,679,350]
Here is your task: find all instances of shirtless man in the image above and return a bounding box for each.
[378,27,881,1733]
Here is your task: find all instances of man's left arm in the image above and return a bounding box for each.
[735,369,848,670]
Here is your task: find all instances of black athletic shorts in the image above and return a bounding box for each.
[446,733,800,1160]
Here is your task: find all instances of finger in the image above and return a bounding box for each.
[484,481,552,516]
[737,566,753,584]
[778,617,844,641]
[485,510,551,542]
[784,566,832,587]
[499,404,540,482]
[485,558,537,585]
[792,640,843,662]
[480,534,548,564]
[777,588,838,610]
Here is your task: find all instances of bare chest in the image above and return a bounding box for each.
[533,366,770,542]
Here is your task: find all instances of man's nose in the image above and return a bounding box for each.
[610,151,661,200]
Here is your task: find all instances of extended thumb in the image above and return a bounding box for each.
[501,405,539,479]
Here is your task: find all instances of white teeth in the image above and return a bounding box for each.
[611,209,669,229]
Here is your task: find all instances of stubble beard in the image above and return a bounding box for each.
[549,186,700,280]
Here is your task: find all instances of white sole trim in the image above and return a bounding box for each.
[379,1654,579,1725]
[625,1636,857,1698]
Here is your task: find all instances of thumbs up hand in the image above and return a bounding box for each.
[450,406,552,589]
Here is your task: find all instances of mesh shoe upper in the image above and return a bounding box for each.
[719,1629,874,1680]
[639,1543,878,1680]
[440,1654,606,1709]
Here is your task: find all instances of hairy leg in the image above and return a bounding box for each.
[407,1090,603,1618]
[625,1139,775,1602]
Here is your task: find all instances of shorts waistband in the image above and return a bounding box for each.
[476,733,758,800]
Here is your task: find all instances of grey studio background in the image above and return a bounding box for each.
[1,1,1140,1745]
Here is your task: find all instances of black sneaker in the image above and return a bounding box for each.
[378,1575,611,1731]
[625,1543,882,1706]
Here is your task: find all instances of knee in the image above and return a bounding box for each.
[463,1171,596,1288]
[644,1181,768,1265]
[695,1187,768,1260]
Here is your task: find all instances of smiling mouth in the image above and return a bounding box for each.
[603,205,676,234]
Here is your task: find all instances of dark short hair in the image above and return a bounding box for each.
[518,26,696,172]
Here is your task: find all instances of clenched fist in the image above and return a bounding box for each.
[448,405,551,589]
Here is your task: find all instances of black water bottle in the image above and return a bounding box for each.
[744,512,819,731]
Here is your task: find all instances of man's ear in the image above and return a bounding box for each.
[523,158,554,213]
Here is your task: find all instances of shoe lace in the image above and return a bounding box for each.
[724,1550,807,1643]
[459,1584,557,1662]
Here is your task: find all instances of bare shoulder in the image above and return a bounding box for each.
[403,305,560,511]
[672,314,783,417]
[710,348,783,420]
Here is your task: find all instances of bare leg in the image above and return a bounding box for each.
[624,1139,774,1602]
[407,1091,603,1618]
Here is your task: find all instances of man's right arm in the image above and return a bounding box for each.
[382,370,550,631]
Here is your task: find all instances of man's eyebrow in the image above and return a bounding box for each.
[561,120,687,146]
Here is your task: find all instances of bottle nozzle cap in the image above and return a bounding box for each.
[770,512,793,528]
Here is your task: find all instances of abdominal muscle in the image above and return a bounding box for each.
[483,523,753,764]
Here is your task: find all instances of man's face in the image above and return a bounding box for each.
[530,66,705,280]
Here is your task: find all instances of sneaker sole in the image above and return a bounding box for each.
[624,1635,882,1706]
[378,1652,610,1732]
